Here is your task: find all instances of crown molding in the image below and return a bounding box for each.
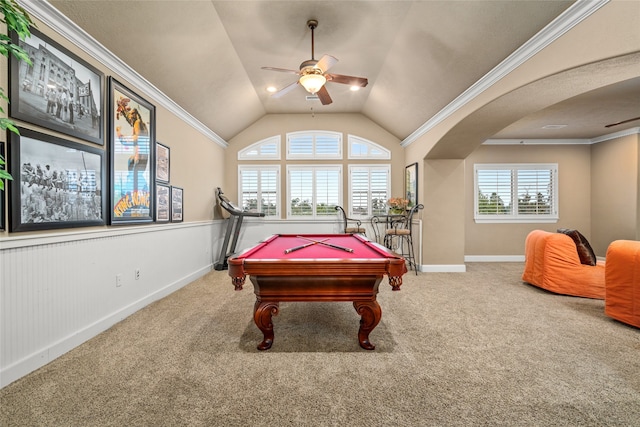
[484,127,640,145]
[18,0,228,148]
[401,0,610,148]
[590,127,640,144]
[483,138,590,145]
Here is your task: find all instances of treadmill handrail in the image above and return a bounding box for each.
[216,187,265,217]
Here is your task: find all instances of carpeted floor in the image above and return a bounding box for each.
[1,263,639,426]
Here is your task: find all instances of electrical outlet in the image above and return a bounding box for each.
[116,274,122,287]
[135,268,140,280]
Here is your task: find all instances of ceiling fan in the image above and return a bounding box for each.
[262,19,368,105]
[605,116,640,128]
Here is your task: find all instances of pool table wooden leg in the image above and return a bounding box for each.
[254,300,279,350]
[388,275,403,291]
[232,275,246,290]
[353,300,382,350]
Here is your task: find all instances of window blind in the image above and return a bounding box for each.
[474,163,558,223]
[287,131,342,159]
[288,166,341,217]
[348,165,390,217]
[239,166,279,216]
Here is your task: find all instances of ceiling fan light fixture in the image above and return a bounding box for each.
[299,70,326,95]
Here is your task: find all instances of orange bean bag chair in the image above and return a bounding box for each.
[522,229,605,299]
[605,240,640,328]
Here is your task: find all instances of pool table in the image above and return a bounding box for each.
[228,233,407,350]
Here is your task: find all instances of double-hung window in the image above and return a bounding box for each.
[238,166,280,217]
[474,163,558,223]
[287,165,342,218]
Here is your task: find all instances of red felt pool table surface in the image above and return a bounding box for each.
[238,233,389,259]
[229,234,407,281]
[228,234,408,351]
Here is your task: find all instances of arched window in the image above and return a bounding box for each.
[287,131,342,159]
[348,135,390,159]
[238,135,280,160]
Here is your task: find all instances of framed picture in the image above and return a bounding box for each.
[109,77,155,224]
[8,127,106,232]
[405,162,418,208]
[0,141,5,231]
[156,142,170,183]
[171,186,183,222]
[9,28,104,145]
[155,183,170,223]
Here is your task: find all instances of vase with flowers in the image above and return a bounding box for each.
[387,197,409,214]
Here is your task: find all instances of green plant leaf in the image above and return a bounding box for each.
[0,117,20,135]
[6,43,31,63]
[0,0,36,190]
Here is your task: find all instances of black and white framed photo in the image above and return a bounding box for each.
[9,28,104,145]
[171,186,183,222]
[8,127,106,232]
[156,142,170,183]
[0,141,5,231]
[156,183,170,223]
[109,77,155,224]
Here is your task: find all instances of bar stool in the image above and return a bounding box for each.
[384,204,423,274]
[335,206,366,235]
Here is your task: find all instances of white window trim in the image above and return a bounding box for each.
[238,135,281,160]
[474,163,559,224]
[286,164,343,218]
[347,134,391,159]
[238,165,281,218]
[286,130,342,160]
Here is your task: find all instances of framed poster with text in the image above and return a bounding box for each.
[156,183,170,223]
[171,186,183,222]
[156,142,170,183]
[109,77,155,224]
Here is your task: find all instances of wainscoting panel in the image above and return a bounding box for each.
[0,221,221,388]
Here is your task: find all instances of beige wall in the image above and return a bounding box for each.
[155,107,225,222]
[424,159,465,266]
[403,0,640,266]
[591,134,639,254]
[223,113,404,216]
[464,144,593,256]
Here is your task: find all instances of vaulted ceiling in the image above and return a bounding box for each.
[44,0,640,145]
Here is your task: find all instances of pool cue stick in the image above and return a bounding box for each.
[284,238,329,254]
[295,236,354,253]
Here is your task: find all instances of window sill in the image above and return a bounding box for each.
[474,217,559,224]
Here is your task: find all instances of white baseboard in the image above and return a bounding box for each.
[465,255,525,262]
[421,264,467,273]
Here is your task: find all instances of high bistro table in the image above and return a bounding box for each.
[228,233,407,350]
[371,213,406,247]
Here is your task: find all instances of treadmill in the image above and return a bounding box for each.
[214,187,265,270]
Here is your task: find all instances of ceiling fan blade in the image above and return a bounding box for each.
[326,73,368,87]
[271,81,299,98]
[261,66,300,75]
[605,116,640,128]
[316,85,332,105]
[316,54,338,73]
